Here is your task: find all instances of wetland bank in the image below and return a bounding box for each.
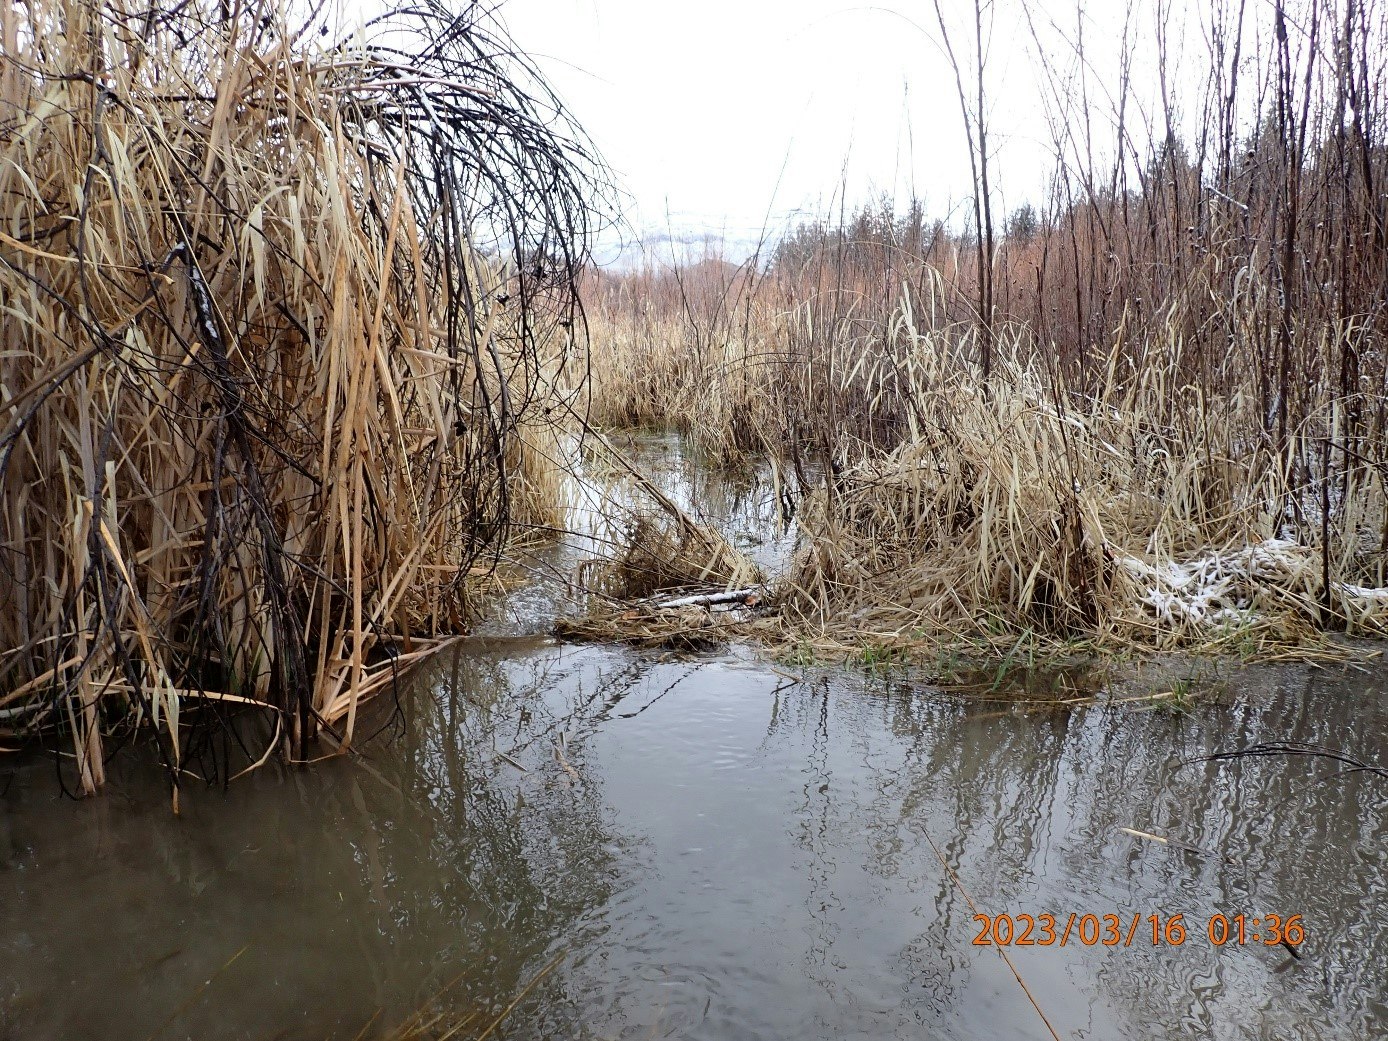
[4,444,1387,1040]
[3,0,1388,1038]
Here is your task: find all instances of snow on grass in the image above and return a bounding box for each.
[1117,538,1388,631]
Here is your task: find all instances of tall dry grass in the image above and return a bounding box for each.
[583,0,1388,658]
[0,0,605,794]
[779,318,1388,657]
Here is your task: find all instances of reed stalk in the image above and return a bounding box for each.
[0,0,607,793]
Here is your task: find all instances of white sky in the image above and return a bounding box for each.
[501,0,1026,258]
[490,0,1272,263]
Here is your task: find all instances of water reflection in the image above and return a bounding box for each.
[845,665,1388,1040]
[486,430,794,637]
[0,642,630,1040]
[2,645,1385,1040]
[6,412,1388,1041]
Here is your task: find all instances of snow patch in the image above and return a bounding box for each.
[1117,538,1388,629]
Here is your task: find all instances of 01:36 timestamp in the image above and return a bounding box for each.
[972,912,1306,948]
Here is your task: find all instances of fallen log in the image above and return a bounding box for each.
[646,586,764,611]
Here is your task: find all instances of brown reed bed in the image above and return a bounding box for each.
[0,0,609,795]
[582,273,1388,660]
[767,328,1387,664]
[579,0,1388,666]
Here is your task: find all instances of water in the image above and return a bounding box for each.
[2,439,1386,1041]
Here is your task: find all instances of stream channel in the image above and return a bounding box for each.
[2,432,1386,1040]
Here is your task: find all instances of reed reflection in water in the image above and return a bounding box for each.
[2,641,1384,1040]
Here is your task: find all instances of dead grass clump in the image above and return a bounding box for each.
[773,314,1388,660]
[0,0,605,793]
[564,504,761,650]
[591,512,755,600]
[557,432,763,648]
[554,604,735,651]
[568,430,761,600]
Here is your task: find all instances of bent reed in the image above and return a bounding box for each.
[0,0,604,793]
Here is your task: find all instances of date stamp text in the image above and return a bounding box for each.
[972,913,1305,950]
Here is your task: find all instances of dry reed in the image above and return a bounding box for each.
[0,0,607,794]
[581,0,1388,663]
[773,316,1388,660]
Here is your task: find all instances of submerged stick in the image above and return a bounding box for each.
[1116,826,1232,862]
[1185,742,1388,782]
[918,824,1067,1041]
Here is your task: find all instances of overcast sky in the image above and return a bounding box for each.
[500,0,1023,258]
[492,0,1243,263]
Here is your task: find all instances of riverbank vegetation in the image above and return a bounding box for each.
[5,0,1388,796]
[581,0,1388,663]
[0,0,606,793]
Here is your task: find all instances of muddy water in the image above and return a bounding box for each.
[2,438,1386,1041]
